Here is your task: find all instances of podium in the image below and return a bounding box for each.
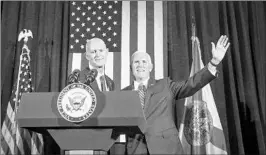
[16,91,145,151]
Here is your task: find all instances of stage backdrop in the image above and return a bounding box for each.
[1,1,266,155]
[167,1,266,155]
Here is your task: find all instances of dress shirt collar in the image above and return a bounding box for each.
[133,78,149,91]
[89,63,108,91]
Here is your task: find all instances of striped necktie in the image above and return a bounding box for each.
[100,75,107,91]
[138,83,146,109]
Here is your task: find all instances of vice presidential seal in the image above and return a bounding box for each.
[57,83,97,122]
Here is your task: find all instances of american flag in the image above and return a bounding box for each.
[68,1,167,90]
[69,1,121,53]
[1,48,44,155]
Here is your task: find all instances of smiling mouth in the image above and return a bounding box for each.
[137,69,145,72]
[95,58,103,61]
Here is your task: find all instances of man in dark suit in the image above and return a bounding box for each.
[123,35,230,154]
[68,38,114,155]
[79,37,114,91]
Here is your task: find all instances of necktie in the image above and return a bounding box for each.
[100,75,107,91]
[138,83,146,109]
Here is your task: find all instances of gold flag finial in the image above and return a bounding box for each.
[18,29,33,60]
[18,29,33,43]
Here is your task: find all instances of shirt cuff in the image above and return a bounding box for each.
[207,62,218,77]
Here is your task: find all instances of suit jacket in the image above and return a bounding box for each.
[123,85,150,155]
[78,67,115,154]
[123,66,216,154]
[79,67,115,91]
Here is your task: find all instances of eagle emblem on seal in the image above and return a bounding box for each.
[67,95,87,112]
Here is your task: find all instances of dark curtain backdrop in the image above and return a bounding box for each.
[1,1,70,154]
[168,1,266,155]
[1,1,266,155]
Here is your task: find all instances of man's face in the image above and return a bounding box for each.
[86,40,108,68]
[131,52,153,80]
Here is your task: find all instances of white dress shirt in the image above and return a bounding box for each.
[207,62,218,76]
[133,78,149,90]
[89,63,109,91]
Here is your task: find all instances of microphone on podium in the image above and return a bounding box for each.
[85,69,98,85]
[68,69,81,84]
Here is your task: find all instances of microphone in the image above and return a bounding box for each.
[68,69,80,84]
[85,69,98,85]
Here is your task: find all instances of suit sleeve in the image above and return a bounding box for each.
[169,65,217,99]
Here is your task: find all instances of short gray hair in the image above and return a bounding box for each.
[131,50,152,65]
[86,37,106,53]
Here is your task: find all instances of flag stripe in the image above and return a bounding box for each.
[6,103,15,125]
[81,53,88,71]
[1,121,15,154]
[37,133,44,154]
[163,2,168,77]
[202,84,223,129]
[120,1,130,89]
[178,123,190,153]
[129,1,138,83]
[154,1,164,80]
[22,129,32,154]
[31,133,43,154]
[138,1,146,51]
[206,143,227,154]
[105,52,114,80]
[16,128,25,154]
[68,52,74,73]
[113,52,121,90]
[31,133,38,154]
[129,1,138,54]
[1,144,4,155]
[2,103,16,155]
[210,127,227,151]
[146,1,155,79]
[32,133,43,154]
[72,53,82,71]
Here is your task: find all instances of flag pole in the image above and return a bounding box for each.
[191,16,201,58]
[191,16,197,58]
[15,29,33,112]
[14,44,24,113]
[192,16,196,38]
[191,16,196,65]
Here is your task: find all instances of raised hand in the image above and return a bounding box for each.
[211,35,230,65]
